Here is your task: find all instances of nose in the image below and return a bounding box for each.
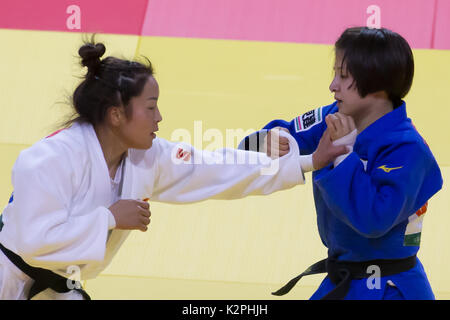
[155,106,163,123]
[329,76,339,93]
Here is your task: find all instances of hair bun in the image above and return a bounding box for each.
[78,43,106,73]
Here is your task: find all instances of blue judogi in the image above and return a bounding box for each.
[260,101,443,299]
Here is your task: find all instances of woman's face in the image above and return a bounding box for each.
[329,50,369,118]
[120,76,162,149]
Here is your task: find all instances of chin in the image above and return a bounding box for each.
[337,105,349,116]
[132,141,153,150]
[133,134,157,150]
[144,141,153,149]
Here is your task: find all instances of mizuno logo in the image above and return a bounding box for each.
[377,165,403,173]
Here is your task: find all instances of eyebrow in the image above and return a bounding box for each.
[147,97,158,100]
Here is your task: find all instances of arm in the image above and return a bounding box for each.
[151,131,305,203]
[9,144,110,270]
[239,102,338,155]
[314,141,442,238]
[240,103,349,170]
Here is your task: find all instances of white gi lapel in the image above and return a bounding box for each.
[104,155,132,265]
[119,154,133,199]
[80,123,133,266]
[82,122,113,206]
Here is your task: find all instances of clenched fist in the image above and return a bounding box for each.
[264,127,290,158]
[312,129,349,170]
[109,199,151,232]
[325,113,356,141]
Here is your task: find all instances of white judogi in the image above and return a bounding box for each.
[0,121,305,299]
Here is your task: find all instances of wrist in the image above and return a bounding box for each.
[299,154,315,172]
[312,152,322,171]
[332,129,357,147]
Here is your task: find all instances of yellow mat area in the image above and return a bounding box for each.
[0,29,449,299]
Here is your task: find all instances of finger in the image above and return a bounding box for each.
[269,131,280,143]
[334,113,348,132]
[140,225,148,232]
[279,150,290,157]
[141,217,151,225]
[139,207,151,217]
[135,200,150,209]
[330,113,345,133]
[343,114,351,132]
[325,115,338,133]
[272,137,289,151]
[268,133,280,153]
[279,136,289,144]
[322,128,332,141]
[339,113,353,133]
[278,127,290,133]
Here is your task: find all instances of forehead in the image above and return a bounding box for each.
[334,50,346,68]
[142,76,159,95]
[129,76,159,108]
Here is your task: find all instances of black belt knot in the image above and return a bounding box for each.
[0,242,91,300]
[272,255,417,300]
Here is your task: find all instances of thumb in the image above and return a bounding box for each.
[322,128,331,140]
[331,145,349,157]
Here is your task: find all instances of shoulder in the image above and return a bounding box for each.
[370,122,437,167]
[15,124,87,173]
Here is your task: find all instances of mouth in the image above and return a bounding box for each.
[335,98,343,105]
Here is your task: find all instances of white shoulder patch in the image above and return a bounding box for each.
[294,107,323,132]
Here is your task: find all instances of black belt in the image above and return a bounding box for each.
[0,242,91,300]
[272,255,417,300]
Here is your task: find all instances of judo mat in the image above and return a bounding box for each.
[0,0,449,299]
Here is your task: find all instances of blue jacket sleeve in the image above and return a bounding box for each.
[314,140,443,238]
[241,102,338,155]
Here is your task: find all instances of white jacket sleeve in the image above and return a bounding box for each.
[152,131,305,203]
[9,143,110,270]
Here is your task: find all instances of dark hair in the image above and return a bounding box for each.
[335,27,414,107]
[66,39,154,126]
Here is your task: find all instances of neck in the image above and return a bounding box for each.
[94,124,127,177]
[353,98,394,133]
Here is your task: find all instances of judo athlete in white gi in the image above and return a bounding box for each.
[0,42,347,300]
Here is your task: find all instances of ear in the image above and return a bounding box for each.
[108,106,126,127]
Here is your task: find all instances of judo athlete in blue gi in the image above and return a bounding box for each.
[240,27,443,300]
